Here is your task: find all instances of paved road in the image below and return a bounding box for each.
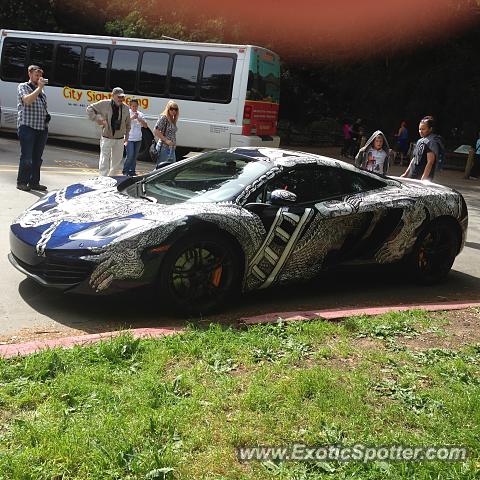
[1,134,479,340]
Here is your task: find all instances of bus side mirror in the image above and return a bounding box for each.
[270,189,297,206]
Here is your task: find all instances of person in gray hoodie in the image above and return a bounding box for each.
[86,87,131,176]
[355,130,392,175]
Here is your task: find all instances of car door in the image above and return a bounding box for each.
[242,163,392,290]
[290,165,387,272]
[334,168,406,262]
[242,164,319,290]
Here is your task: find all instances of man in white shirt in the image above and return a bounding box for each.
[123,99,148,176]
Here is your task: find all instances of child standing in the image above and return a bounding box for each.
[355,130,390,175]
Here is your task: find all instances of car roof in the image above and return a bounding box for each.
[226,147,358,171]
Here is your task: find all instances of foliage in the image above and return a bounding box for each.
[1,1,480,143]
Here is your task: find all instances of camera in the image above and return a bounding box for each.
[43,78,49,85]
[45,113,51,124]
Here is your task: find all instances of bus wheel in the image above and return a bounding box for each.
[157,233,241,314]
[137,127,155,162]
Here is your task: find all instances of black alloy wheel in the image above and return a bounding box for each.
[158,233,241,314]
[409,221,458,284]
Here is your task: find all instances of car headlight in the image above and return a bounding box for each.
[69,218,154,241]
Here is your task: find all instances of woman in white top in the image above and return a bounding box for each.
[123,99,148,176]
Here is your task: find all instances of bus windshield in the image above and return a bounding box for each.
[247,48,280,103]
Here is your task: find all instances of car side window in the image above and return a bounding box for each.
[340,169,386,194]
[248,165,345,204]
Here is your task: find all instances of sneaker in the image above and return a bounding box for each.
[29,184,48,191]
[16,183,31,191]
[468,176,478,180]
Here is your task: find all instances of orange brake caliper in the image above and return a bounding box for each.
[212,265,223,287]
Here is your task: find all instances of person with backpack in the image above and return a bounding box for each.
[401,116,443,181]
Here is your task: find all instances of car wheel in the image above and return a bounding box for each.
[158,233,241,314]
[408,220,458,284]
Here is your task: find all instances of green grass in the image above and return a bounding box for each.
[0,310,479,479]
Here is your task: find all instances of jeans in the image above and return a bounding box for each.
[156,143,176,167]
[17,125,48,186]
[123,140,141,175]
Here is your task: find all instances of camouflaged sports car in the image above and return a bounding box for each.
[9,148,468,313]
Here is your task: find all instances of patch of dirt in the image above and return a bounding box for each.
[0,326,87,345]
[398,308,480,351]
[301,336,385,371]
[351,336,384,350]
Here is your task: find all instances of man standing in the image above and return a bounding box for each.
[86,87,131,176]
[16,65,50,192]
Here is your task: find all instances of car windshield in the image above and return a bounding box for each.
[137,151,272,205]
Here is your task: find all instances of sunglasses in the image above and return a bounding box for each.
[169,107,178,111]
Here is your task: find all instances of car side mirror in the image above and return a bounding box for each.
[270,189,297,206]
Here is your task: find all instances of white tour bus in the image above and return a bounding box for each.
[0,29,280,160]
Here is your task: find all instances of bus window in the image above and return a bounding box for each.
[1,39,28,81]
[110,49,139,93]
[139,51,169,95]
[170,54,200,98]
[247,49,280,103]
[55,44,82,86]
[82,47,109,89]
[29,42,54,77]
[200,56,234,102]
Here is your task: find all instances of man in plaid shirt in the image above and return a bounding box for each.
[16,65,49,192]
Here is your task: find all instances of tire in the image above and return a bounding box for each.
[158,233,241,314]
[137,127,155,162]
[408,220,458,284]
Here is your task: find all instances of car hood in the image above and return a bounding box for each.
[11,176,247,251]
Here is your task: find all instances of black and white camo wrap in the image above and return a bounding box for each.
[11,148,466,294]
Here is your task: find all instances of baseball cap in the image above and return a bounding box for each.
[112,87,125,97]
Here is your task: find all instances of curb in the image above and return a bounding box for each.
[0,327,182,359]
[240,301,480,325]
[1,301,479,359]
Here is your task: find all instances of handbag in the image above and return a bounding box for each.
[152,117,169,165]
[149,139,159,162]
